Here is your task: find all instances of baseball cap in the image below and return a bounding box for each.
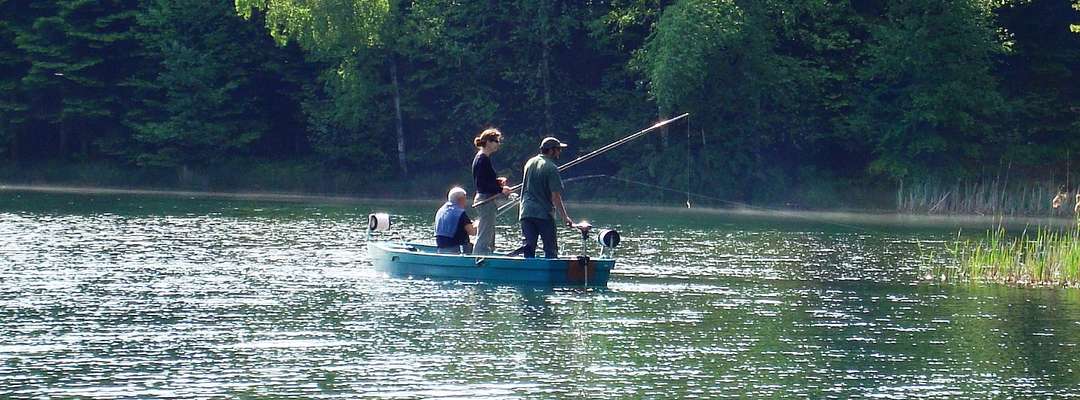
[539,137,568,151]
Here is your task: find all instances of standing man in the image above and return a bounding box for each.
[515,137,575,258]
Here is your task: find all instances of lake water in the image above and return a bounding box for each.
[1,190,1078,398]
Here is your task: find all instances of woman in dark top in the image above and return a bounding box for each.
[471,128,510,254]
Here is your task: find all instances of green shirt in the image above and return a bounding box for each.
[518,154,564,221]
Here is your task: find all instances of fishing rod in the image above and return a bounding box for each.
[473,113,690,210]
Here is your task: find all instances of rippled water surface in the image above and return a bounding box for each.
[2,191,1080,398]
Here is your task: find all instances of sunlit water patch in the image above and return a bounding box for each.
[1,191,1079,398]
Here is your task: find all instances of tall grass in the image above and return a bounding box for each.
[937,226,1080,287]
[928,186,1080,287]
[897,179,1076,216]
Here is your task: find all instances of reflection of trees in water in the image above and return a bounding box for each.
[985,288,1080,387]
[945,286,1080,394]
[728,283,826,396]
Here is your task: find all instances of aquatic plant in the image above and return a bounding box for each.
[933,225,1080,288]
[897,179,1080,217]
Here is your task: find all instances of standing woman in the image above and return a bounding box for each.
[471,128,511,254]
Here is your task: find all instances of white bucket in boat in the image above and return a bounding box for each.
[368,213,391,232]
[597,229,620,249]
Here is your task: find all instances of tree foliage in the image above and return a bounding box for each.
[853,0,1007,180]
[127,0,290,167]
[235,0,390,58]
[0,0,30,158]
[0,0,1077,204]
[996,0,1080,165]
[641,0,863,201]
[8,0,140,159]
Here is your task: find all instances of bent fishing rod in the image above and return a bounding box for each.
[473,113,690,210]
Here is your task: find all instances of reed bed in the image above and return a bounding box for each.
[932,226,1080,287]
[923,185,1080,287]
[897,179,1077,216]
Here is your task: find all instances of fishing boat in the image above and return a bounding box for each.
[366,213,621,287]
[365,114,687,287]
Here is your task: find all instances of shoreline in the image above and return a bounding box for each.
[2,182,1076,229]
[0,183,431,206]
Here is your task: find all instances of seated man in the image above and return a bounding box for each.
[434,187,477,254]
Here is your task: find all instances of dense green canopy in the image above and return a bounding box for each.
[0,0,1078,205]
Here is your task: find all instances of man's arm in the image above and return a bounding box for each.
[547,163,571,227]
[551,192,573,227]
[463,214,477,236]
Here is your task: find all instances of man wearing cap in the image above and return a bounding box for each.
[513,137,575,258]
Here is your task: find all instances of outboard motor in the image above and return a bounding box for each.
[596,228,621,257]
[572,221,593,256]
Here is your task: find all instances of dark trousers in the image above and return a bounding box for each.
[517,217,558,258]
[437,242,473,254]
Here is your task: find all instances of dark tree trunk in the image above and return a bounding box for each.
[58,120,67,158]
[178,164,193,186]
[8,126,17,162]
[658,106,669,149]
[539,0,553,135]
[390,59,407,177]
[79,130,88,157]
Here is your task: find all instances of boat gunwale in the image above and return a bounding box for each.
[370,241,617,264]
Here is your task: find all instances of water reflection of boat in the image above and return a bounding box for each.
[366,214,619,287]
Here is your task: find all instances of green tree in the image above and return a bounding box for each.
[300,57,393,173]
[574,0,667,196]
[411,0,623,172]
[1074,0,1080,33]
[237,0,627,179]
[850,0,1007,180]
[236,0,409,175]
[640,0,862,202]
[361,0,487,174]
[0,0,31,160]
[13,0,141,160]
[995,0,1080,168]
[127,0,307,170]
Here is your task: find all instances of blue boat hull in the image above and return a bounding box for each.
[369,242,614,287]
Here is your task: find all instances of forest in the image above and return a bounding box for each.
[1,0,1078,209]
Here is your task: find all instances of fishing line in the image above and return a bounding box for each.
[493,175,610,219]
[537,174,884,233]
[484,113,877,233]
[686,114,692,209]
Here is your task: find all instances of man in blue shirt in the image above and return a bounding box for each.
[434,187,476,254]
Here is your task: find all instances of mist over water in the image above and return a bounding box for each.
[2,191,1079,398]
